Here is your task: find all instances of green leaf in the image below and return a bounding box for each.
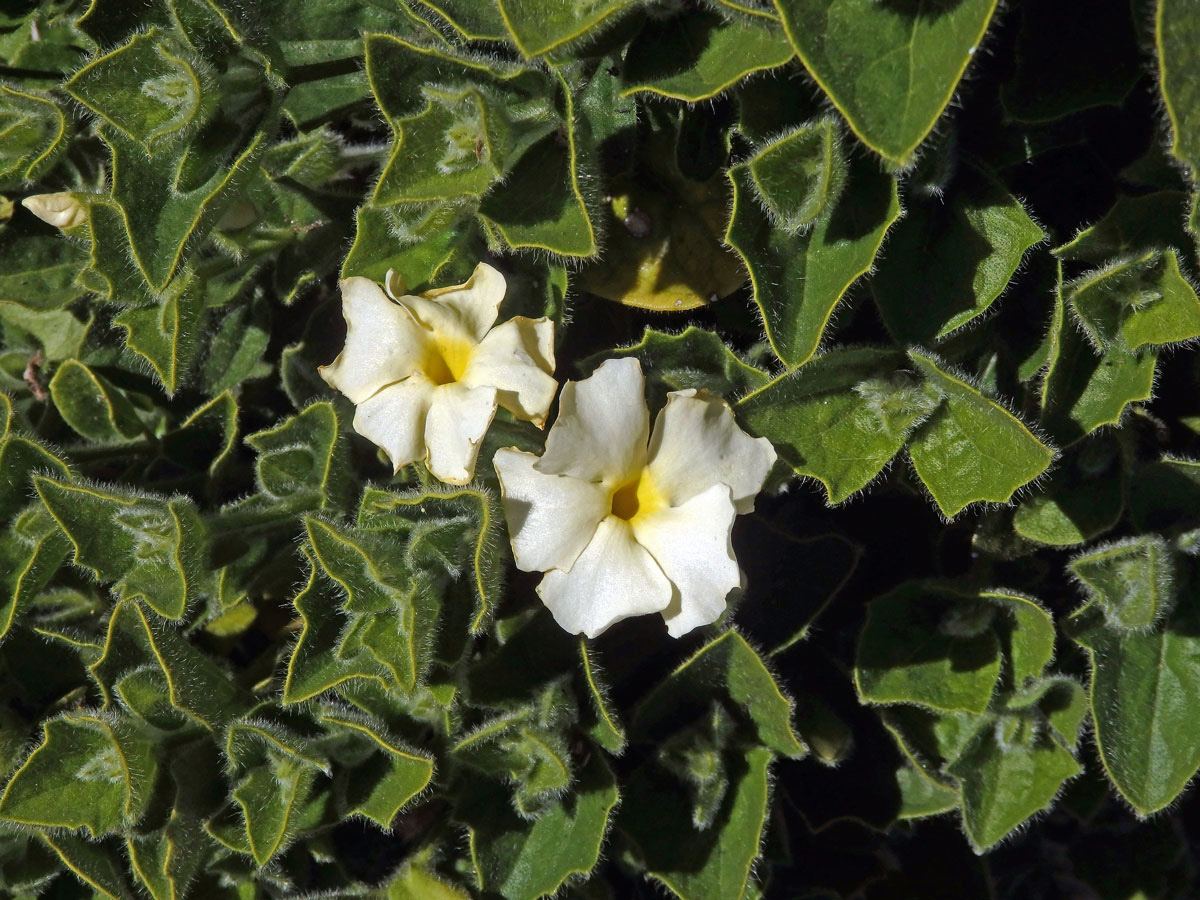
[66,29,213,150]
[0,301,89,361]
[1053,191,1192,265]
[91,599,243,730]
[356,485,503,634]
[632,631,805,758]
[458,754,619,900]
[453,713,573,816]
[855,583,1003,714]
[579,639,626,754]
[1069,602,1200,815]
[987,591,1056,689]
[375,86,555,206]
[0,84,68,186]
[363,36,558,261]
[726,153,900,366]
[1156,0,1200,179]
[620,745,773,900]
[35,478,204,619]
[870,167,1045,344]
[495,0,637,56]
[103,86,275,291]
[1068,250,1200,352]
[0,434,70,520]
[464,611,625,754]
[1013,437,1125,546]
[225,721,328,866]
[196,299,271,395]
[411,0,508,41]
[895,760,959,820]
[0,714,156,836]
[242,401,346,512]
[773,0,999,166]
[478,75,596,258]
[304,517,434,694]
[620,10,794,102]
[320,710,434,828]
[385,863,473,900]
[112,273,204,395]
[284,552,401,703]
[948,688,1084,851]
[163,392,239,483]
[1041,309,1156,445]
[0,229,89,311]
[737,524,861,654]
[253,0,429,67]
[341,203,473,289]
[737,348,937,504]
[41,833,135,900]
[907,350,1055,517]
[0,504,71,642]
[1069,536,1175,632]
[48,359,145,443]
[124,741,222,900]
[744,119,846,234]
[591,326,769,409]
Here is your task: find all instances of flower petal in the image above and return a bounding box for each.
[463,317,557,425]
[647,390,777,514]
[353,376,436,472]
[632,483,740,638]
[537,516,672,638]
[494,447,608,574]
[320,277,432,404]
[535,357,649,485]
[424,383,498,485]
[402,262,506,344]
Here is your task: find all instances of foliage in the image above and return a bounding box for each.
[0,0,1199,898]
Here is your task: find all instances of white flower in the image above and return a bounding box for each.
[494,357,777,639]
[22,192,87,230]
[320,262,557,485]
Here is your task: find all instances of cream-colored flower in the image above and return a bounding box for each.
[320,263,556,485]
[22,192,87,230]
[495,357,776,639]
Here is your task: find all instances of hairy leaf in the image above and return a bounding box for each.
[1069,536,1175,632]
[907,350,1055,517]
[726,154,900,367]
[774,0,998,165]
[1156,0,1200,179]
[0,714,156,836]
[621,10,794,102]
[36,479,204,619]
[738,348,937,503]
[1069,602,1200,815]
[458,754,619,900]
[871,167,1044,344]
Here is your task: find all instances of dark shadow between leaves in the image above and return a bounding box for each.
[875,0,968,20]
[617,744,753,877]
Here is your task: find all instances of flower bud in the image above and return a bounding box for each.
[22,192,88,230]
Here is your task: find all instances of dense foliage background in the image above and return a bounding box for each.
[2,0,1200,897]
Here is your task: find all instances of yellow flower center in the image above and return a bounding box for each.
[422,332,474,386]
[609,469,666,524]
